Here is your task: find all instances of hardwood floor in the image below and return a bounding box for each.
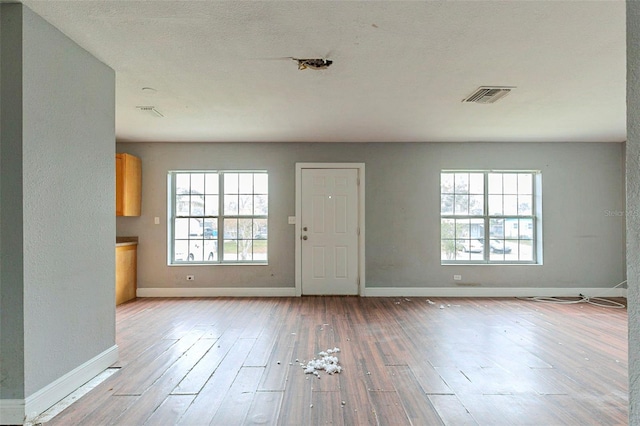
[46,296,628,425]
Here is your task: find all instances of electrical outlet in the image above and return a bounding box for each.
[186,275,195,281]
[154,217,160,225]
[453,275,462,281]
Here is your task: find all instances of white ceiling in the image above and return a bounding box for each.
[21,0,626,143]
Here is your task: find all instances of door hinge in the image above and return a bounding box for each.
[357,227,360,236]
[357,177,360,186]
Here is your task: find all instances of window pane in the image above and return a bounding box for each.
[224,194,239,215]
[503,174,518,194]
[469,218,484,239]
[454,194,469,215]
[205,173,219,194]
[469,195,484,215]
[489,218,505,238]
[238,194,253,215]
[174,240,188,262]
[253,239,267,261]
[238,219,253,239]
[519,240,533,261]
[503,195,518,215]
[455,220,469,239]
[190,194,205,216]
[506,239,519,259]
[204,240,217,261]
[505,220,519,238]
[455,173,469,194]
[176,174,190,193]
[254,219,268,239]
[441,194,454,215]
[176,195,190,216]
[224,218,238,239]
[489,194,503,215]
[189,240,203,261]
[175,218,190,239]
[238,240,253,261]
[455,248,471,261]
[204,195,219,216]
[254,174,268,194]
[518,174,532,195]
[191,173,205,195]
[224,240,238,261]
[254,195,268,215]
[224,173,239,194]
[441,239,456,260]
[518,195,532,215]
[441,219,455,239]
[488,173,502,194]
[239,173,253,193]
[441,173,454,193]
[469,173,484,194]
[519,218,533,239]
[203,220,217,239]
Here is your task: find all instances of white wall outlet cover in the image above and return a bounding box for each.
[288,216,296,224]
[453,275,462,281]
[154,217,160,225]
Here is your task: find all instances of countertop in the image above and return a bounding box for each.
[116,236,138,247]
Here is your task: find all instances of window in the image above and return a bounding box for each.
[441,170,539,264]
[169,171,268,264]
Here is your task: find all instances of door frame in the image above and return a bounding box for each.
[295,163,366,296]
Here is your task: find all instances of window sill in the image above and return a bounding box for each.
[441,262,540,266]
[169,262,269,266]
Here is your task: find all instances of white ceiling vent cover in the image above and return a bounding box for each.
[463,86,514,104]
[136,106,164,117]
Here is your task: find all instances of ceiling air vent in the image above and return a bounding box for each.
[462,86,513,104]
[136,106,164,117]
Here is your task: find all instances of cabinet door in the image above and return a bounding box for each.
[116,244,137,305]
[116,153,141,216]
[115,154,124,215]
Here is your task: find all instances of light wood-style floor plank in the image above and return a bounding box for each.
[46,296,627,425]
[143,394,194,426]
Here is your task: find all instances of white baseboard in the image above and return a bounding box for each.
[137,286,627,299]
[20,345,118,423]
[137,287,297,298]
[363,287,627,298]
[0,399,25,425]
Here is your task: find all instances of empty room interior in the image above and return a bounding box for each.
[2,1,640,425]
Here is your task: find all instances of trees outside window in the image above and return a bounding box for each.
[169,171,268,264]
[441,171,539,264]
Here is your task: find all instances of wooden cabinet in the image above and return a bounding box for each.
[116,243,137,305]
[116,153,141,216]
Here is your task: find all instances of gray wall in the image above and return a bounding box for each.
[116,141,625,291]
[627,1,640,423]
[1,4,116,399]
[1,4,26,400]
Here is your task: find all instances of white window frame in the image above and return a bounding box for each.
[168,170,268,265]
[440,170,542,265]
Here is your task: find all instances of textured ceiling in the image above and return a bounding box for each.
[21,0,626,143]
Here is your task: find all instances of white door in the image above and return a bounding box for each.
[300,168,359,295]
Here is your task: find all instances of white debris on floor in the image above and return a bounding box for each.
[25,367,119,425]
[302,347,342,376]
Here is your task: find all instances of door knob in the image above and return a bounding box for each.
[302,235,308,240]
[303,227,308,231]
